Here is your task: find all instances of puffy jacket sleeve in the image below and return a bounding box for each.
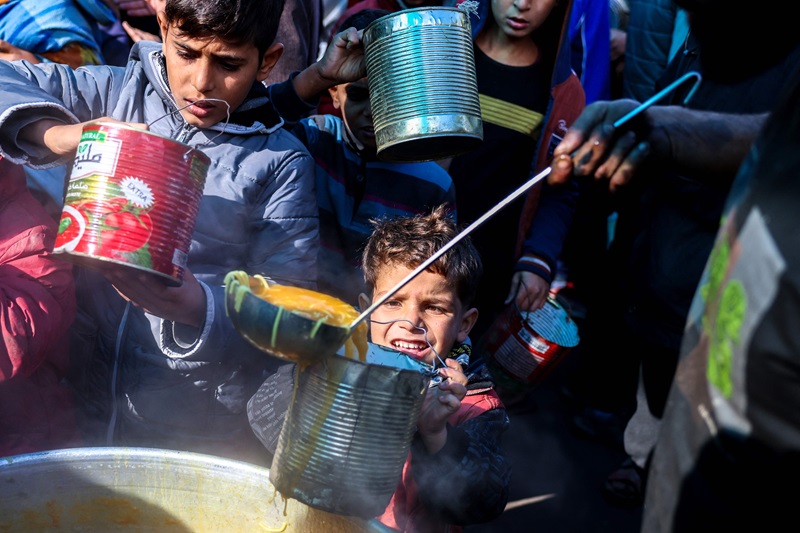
[0,163,76,380]
[515,178,579,283]
[244,149,319,288]
[0,59,124,167]
[409,406,512,525]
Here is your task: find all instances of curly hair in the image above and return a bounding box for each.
[361,204,483,308]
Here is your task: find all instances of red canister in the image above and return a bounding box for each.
[477,297,580,390]
[53,123,209,286]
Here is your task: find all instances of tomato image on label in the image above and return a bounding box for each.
[72,195,155,266]
[101,209,153,252]
[54,205,87,252]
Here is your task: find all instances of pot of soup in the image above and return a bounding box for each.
[0,447,382,532]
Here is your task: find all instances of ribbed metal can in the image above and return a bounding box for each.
[53,123,209,286]
[363,7,483,162]
[270,345,431,518]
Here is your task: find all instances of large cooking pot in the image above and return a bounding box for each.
[0,447,386,532]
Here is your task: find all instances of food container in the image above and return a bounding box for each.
[271,344,431,518]
[0,447,377,532]
[363,7,483,162]
[224,270,368,365]
[53,123,209,286]
[477,297,580,391]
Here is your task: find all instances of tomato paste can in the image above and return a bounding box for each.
[53,123,210,286]
[477,297,580,391]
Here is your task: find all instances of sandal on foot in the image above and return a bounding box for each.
[603,457,645,506]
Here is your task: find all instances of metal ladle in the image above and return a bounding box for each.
[226,72,702,364]
[348,71,703,332]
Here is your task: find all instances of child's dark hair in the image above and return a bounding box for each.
[338,8,390,33]
[164,0,285,56]
[362,204,483,308]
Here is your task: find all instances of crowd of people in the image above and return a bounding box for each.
[1,0,797,530]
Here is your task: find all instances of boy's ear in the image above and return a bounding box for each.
[157,11,168,39]
[329,86,342,109]
[456,307,479,343]
[358,292,371,312]
[255,43,284,83]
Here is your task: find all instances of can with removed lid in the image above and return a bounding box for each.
[53,122,210,286]
[362,7,483,162]
[477,297,580,390]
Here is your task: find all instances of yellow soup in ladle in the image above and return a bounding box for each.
[248,275,369,362]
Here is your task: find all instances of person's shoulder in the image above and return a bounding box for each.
[306,113,346,134]
[221,126,313,173]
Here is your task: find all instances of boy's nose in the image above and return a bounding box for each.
[192,63,215,93]
[399,310,425,332]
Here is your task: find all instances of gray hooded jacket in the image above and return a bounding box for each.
[0,41,318,463]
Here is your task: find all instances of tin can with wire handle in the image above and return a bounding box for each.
[477,297,580,391]
[53,122,210,286]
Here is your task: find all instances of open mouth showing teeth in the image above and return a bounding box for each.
[392,340,428,355]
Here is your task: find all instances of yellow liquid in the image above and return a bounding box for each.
[249,276,368,361]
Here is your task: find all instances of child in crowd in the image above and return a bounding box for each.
[451,0,584,340]
[248,205,511,532]
[0,0,320,464]
[271,8,457,305]
[0,156,80,456]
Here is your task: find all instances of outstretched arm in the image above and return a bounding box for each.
[549,100,767,191]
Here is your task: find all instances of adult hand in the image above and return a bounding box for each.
[549,99,655,192]
[102,266,207,328]
[505,271,550,312]
[0,39,40,63]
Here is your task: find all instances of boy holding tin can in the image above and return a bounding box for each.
[0,0,364,464]
[248,204,512,532]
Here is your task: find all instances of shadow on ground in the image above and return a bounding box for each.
[464,329,643,533]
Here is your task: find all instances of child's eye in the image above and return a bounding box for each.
[176,50,195,60]
[425,305,447,315]
[219,62,240,72]
[382,300,401,310]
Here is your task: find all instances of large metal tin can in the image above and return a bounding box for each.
[53,123,209,286]
[271,346,431,518]
[363,7,483,162]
